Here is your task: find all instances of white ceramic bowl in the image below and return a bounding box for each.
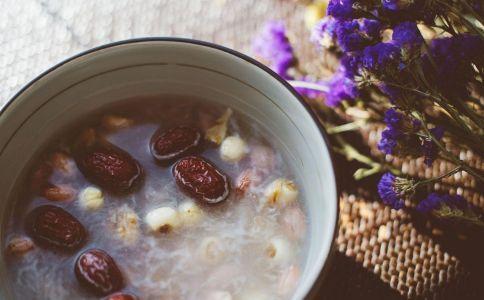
[0,38,338,299]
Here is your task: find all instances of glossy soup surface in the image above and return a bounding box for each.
[4,97,308,300]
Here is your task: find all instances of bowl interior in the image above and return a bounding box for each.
[0,40,337,299]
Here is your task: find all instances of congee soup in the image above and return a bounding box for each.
[4,97,308,299]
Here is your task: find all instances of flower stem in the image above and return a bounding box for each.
[414,166,462,189]
[461,0,484,25]
[458,100,484,130]
[414,112,484,183]
[436,0,484,36]
[288,80,330,92]
[333,135,378,167]
[327,121,364,134]
[386,82,484,141]
[332,134,402,179]
[434,205,484,227]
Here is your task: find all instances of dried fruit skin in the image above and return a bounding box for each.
[235,169,253,196]
[173,156,230,204]
[75,142,143,193]
[150,126,201,163]
[75,249,124,296]
[6,236,34,255]
[51,152,76,176]
[25,205,86,251]
[101,115,134,131]
[105,293,138,300]
[42,184,75,202]
[30,162,53,192]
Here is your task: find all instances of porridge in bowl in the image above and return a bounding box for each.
[4,97,308,299]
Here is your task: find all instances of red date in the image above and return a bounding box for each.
[75,140,143,193]
[150,126,201,163]
[42,183,75,202]
[173,156,230,204]
[75,249,124,296]
[25,205,86,251]
[105,293,138,300]
[30,162,53,192]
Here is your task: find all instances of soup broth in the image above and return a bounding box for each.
[4,97,308,300]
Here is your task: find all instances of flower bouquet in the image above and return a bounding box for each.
[253,0,483,227]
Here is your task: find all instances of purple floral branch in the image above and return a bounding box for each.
[413,111,484,182]
[252,1,484,224]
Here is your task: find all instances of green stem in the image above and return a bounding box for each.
[354,165,382,180]
[409,48,484,134]
[434,205,484,227]
[440,14,458,36]
[386,82,483,137]
[436,0,484,36]
[334,135,377,167]
[414,62,481,133]
[461,0,484,25]
[467,94,484,106]
[426,114,484,153]
[459,101,484,130]
[327,121,363,134]
[414,111,484,183]
[414,166,462,189]
[332,135,401,177]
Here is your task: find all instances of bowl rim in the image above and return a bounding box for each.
[0,37,340,298]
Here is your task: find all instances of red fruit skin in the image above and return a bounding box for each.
[25,205,86,251]
[75,249,124,296]
[75,143,143,193]
[150,126,201,163]
[30,162,53,192]
[173,156,230,204]
[105,293,138,300]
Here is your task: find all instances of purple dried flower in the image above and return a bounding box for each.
[325,69,360,106]
[418,193,483,225]
[378,126,401,155]
[361,18,382,38]
[336,21,363,52]
[416,193,442,212]
[362,42,402,75]
[381,0,413,11]
[422,126,444,166]
[423,35,484,99]
[311,17,339,49]
[380,84,402,103]
[381,0,437,23]
[335,19,382,52]
[377,172,412,209]
[378,108,403,154]
[383,107,402,127]
[392,21,423,49]
[327,0,360,20]
[341,53,362,77]
[417,193,467,213]
[378,108,420,155]
[252,21,295,79]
